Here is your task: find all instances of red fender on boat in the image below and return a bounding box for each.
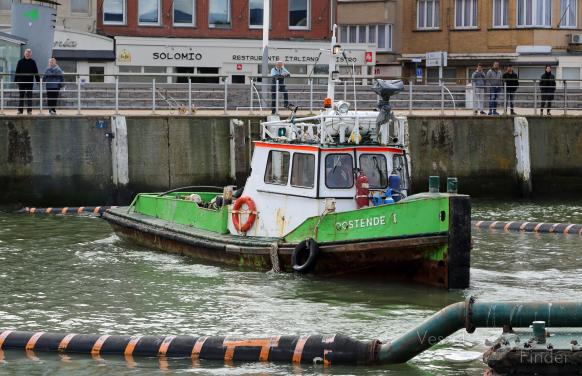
[232,196,257,233]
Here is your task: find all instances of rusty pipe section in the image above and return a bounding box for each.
[0,331,380,365]
[379,298,582,364]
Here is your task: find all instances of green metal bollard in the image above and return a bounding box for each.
[532,321,546,343]
[447,177,458,193]
[429,176,440,193]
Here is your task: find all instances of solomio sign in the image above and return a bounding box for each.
[153,51,203,61]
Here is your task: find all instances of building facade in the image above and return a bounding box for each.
[337,0,401,78]
[96,0,376,83]
[400,0,582,84]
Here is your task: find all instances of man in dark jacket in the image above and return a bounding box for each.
[14,49,40,114]
[502,65,519,115]
[539,65,556,116]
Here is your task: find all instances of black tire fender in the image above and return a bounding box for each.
[292,238,319,273]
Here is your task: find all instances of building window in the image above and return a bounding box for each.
[138,0,160,25]
[0,0,10,11]
[264,151,290,186]
[71,0,90,14]
[517,0,551,27]
[290,153,315,188]
[455,0,477,28]
[560,0,577,28]
[173,0,195,26]
[249,0,271,28]
[209,0,230,28]
[493,0,509,27]
[339,24,392,51]
[289,0,309,29]
[103,0,125,24]
[417,0,440,29]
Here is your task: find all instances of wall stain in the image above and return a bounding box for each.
[7,122,33,164]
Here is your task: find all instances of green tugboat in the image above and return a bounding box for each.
[103,28,471,289]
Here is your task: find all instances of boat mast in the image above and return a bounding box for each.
[327,24,339,106]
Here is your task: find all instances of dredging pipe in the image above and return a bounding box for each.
[2,298,582,365]
[473,220,582,235]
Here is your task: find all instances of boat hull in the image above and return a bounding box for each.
[103,198,470,289]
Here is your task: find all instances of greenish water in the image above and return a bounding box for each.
[0,200,581,375]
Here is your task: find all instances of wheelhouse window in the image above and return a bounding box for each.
[290,153,315,188]
[493,0,509,27]
[325,154,354,189]
[417,0,440,29]
[339,24,392,51]
[71,0,90,14]
[209,0,231,28]
[138,0,160,25]
[103,0,125,24]
[249,0,271,28]
[560,0,577,28]
[392,154,407,186]
[289,0,309,29]
[174,0,195,26]
[264,150,290,186]
[360,154,388,189]
[455,0,477,28]
[517,0,551,27]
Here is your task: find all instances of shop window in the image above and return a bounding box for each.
[493,0,508,27]
[289,0,309,29]
[517,0,551,27]
[174,0,195,26]
[325,154,354,189]
[562,67,580,88]
[209,0,231,28]
[264,150,290,186]
[427,67,457,84]
[560,0,577,28]
[89,66,105,83]
[175,67,194,83]
[103,0,126,24]
[138,0,161,25]
[417,0,440,29]
[360,154,388,189]
[455,0,477,28]
[71,0,90,14]
[58,60,77,83]
[231,75,245,84]
[0,0,11,11]
[193,67,220,84]
[119,65,143,83]
[291,153,315,188]
[250,0,271,28]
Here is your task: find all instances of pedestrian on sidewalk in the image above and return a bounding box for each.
[44,58,64,115]
[539,65,556,116]
[270,60,290,114]
[486,61,502,115]
[471,64,486,115]
[502,65,519,115]
[14,48,40,115]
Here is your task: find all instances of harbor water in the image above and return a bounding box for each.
[0,199,581,375]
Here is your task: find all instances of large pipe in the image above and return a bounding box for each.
[4,299,582,365]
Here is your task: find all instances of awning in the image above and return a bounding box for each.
[52,49,115,60]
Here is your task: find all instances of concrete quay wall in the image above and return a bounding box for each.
[1,115,581,206]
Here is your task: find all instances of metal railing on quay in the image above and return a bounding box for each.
[1,73,582,116]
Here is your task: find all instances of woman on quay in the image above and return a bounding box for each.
[44,58,64,115]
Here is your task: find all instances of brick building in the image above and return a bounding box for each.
[399,0,582,84]
[95,0,375,84]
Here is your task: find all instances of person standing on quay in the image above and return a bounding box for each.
[471,63,486,115]
[486,61,502,116]
[44,58,64,115]
[270,60,290,114]
[539,65,556,116]
[502,65,519,115]
[14,48,40,114]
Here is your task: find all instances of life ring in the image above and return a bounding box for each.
[231,196,257,233]
[292,238,319,273]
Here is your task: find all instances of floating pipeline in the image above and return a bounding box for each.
[472,220,582,235]
[3,298,582,371]
[18,206,117,215]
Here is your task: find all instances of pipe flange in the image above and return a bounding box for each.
[465,296,476,333]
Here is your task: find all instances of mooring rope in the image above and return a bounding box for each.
[269,242,281,273]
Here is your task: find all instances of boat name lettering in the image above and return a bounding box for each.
[335,216,386,231]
